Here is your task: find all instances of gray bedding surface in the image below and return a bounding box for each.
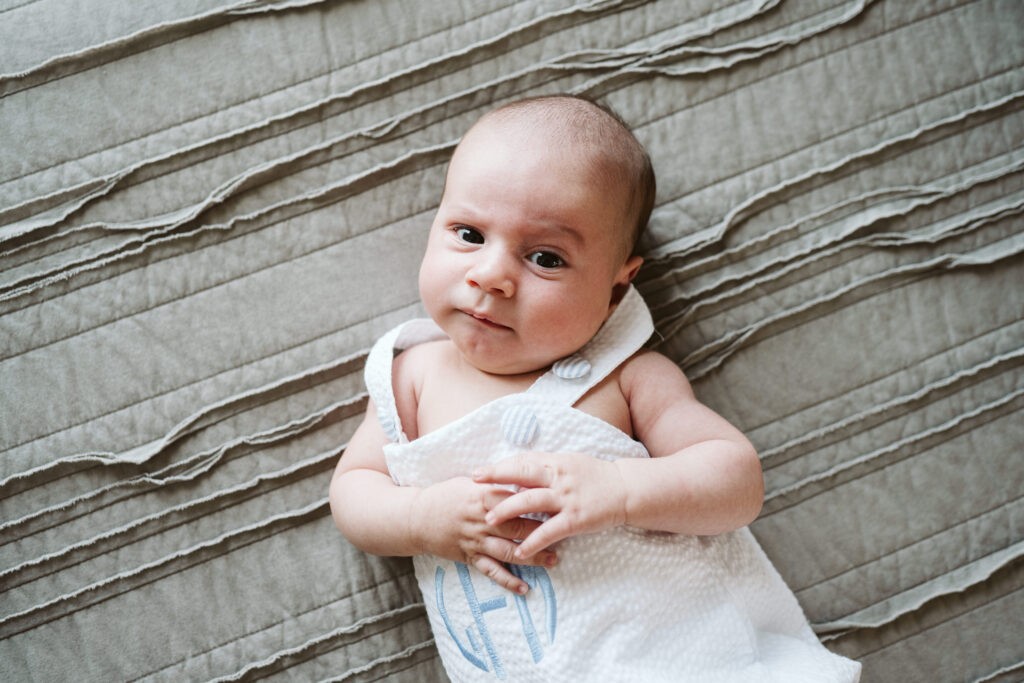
[2,1,1022,680]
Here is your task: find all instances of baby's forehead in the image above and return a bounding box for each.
[453,98,652,255]
[461,115,615,177]
[449,107,640,247]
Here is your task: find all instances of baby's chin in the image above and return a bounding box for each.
[439,314,590,377]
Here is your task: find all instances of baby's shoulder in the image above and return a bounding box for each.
[392,339,457,387]
[395,337,453,362]
[618,349,695,402]
[619,348,682,374]
[390,339,460,440]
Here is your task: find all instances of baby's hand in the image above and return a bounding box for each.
[410,476,558,594]
[473,453,628,561]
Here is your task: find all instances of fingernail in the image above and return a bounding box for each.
[545,554,558,567]
[471,469,483,480]
[517,583,529,595]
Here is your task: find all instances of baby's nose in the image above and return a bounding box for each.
[466,252,515,297]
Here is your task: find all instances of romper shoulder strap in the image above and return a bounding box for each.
[526,285,654,406]
[364,318,446,443]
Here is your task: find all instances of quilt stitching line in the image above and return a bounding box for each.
[1,446,341,586]
[0,300,408,455]
[0,0,518,100]
[0,0,39,17]
[0,186,440,351]
[0,499,331,639]
[1,0,955,214]
[316,638,436,683]
[794,495,1024,595]
[0,396,364,532]
[743,318,1024,434]
[649,189,1024,372]
[640,67,1024,264]
[0,0,623,182]
[758,381,1024,517]
[132,575,422,680]
[828,569,1024,657]
[757,341,1024,469]
[666,227,1024,379]
[218,625,434,682]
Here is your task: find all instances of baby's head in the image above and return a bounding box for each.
[454,95,655,260]
[419,95,656,375]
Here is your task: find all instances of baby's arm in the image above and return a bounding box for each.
[329,398,557,595]
[474,350,763,559]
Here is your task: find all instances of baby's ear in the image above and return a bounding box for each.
[609,255,644,307]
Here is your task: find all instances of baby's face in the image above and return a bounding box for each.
[418,119,641,376]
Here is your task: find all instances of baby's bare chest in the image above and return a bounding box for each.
[415,363,632,438]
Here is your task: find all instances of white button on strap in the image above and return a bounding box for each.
[551,354,591,380]
[501,406,540,448]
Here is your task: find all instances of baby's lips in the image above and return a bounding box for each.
[471,312,512,330]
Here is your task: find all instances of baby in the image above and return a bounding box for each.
[330,95,860,681]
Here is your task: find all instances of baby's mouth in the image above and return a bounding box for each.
[464,309,511,330]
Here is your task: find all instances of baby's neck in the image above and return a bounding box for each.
[415,343,547,437]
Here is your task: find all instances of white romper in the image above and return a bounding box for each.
[365,287,861,683]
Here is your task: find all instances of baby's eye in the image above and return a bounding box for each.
[528,251,565,269]
[455,226,484,244]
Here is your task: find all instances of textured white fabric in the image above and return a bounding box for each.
[367,287,861,682]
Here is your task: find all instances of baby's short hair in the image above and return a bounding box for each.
[470,94,656,257]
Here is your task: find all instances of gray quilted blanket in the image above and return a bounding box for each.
[2,1,1022,680]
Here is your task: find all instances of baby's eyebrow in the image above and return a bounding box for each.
[527,221,585,247]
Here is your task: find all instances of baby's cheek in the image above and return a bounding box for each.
[546,309,605,358]
[418,256,449,311]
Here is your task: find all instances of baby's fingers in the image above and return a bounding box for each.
[478,533,558,573]
[512,515,578,561]
[491,515,540,542]
[470,554,529,594]
[473,455,553,488]
[486,488,559,527]
[470,550,558,595]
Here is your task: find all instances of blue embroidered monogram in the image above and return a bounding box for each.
[508,565,557,662]
[435,562,557,679]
